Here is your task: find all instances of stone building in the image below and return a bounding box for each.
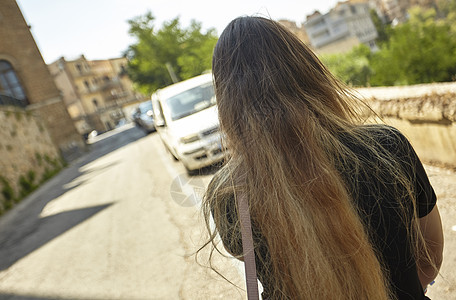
[304,1,379,54]
[369,0,437,23]
[0,0,85,158]
[48,56,145,135]
[278,19,310,45]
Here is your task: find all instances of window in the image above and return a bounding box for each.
[84,80,90,90]
[0,60,27,104]
[76,64,82,73]
[58,61,65,71]
[105,121,113,130]
[165,82,215,121]
[92,98,99,108]
[313,29,330,40]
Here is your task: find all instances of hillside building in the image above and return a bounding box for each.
[304,1,378,54]
[370,0,437,23]
[278,19,311,45]
[48,56,146,135]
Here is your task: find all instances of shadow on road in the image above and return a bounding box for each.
[0,293,60,300]
[0,292,111,300]
[0,203,113,271]
[0,125,148,271]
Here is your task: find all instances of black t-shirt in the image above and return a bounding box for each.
[339,126,436,299]
[211,125,437,299]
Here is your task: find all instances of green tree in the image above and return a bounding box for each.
[370,7,456,86]
[125,12,218,94]
[177,21,218,79]
[437,0,456,18]
[369,9,391,45]
[320,44,372,86]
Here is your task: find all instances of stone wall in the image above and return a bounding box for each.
[0,105,63,214]
[357,82,456,168]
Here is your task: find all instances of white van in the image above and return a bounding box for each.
[151,73,226,172]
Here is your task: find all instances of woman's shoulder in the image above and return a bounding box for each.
[358,124,410,151]
[360,124,404,139]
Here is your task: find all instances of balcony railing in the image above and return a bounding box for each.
[83,78,123,95]
[74,69,94,77]
[100,78,121,91]
[95,95,144,113]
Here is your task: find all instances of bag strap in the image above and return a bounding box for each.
[237,193,260,300]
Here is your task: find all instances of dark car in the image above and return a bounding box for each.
[132,101,155,133]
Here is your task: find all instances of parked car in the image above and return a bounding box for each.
[132,101,155,133]
[151,73,226,173]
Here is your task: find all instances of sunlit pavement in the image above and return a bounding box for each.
[424,165,456,299]
[0,126,454,299]
[0,126,245,300]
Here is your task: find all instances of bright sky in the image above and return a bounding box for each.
[16,0,338,64]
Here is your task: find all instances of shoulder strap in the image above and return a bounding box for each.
[237,193,260,300]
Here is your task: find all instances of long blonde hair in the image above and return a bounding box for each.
[199,17,425,299]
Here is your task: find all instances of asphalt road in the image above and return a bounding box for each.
[0,124,454,299]
[0,124,245,300]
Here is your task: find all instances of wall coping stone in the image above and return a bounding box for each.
[356,82,456,101]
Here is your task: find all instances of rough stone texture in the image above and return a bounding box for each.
[0,106,61,212]
[357,82,456,101]
[34,100,86,161]
[366,93,456,123]
[356,82,456,167]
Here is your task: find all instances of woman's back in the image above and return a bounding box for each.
[199,16,442,299]
[207,125,435,299]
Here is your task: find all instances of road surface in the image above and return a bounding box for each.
[0,125,245,300]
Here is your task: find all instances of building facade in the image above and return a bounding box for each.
[48,56,146,135]
[370,0,437,23]
[278,19,311,45]
[0,0,85,160]
[304,1,379,54]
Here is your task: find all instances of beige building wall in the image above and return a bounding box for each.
[315,36,361,54]
[49,55,145,133]
[278,19,311,45]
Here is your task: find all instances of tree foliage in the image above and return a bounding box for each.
[369,9,391,45]
[437,0,456,18]
[125,12,218,94]
[322,5,456,86]
[370,7,456,86]
[320,44,372,87]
